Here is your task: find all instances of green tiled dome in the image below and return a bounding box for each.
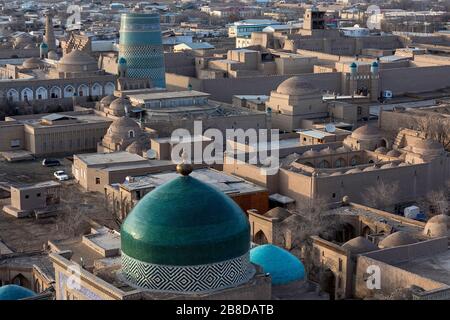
[121,175,250,266]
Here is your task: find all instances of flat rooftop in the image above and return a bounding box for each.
[7,112,112,127]
[14,180,61,191]
[234,95,269,101]
[101,160,174,172]
[298,129,335,139]
[75,152,147,166]
[237,137,302,152]
[396,249,450,286]
[84,228,120,252]
[128,90,210,103]
[152,135,212,144]
[52,237,105,267]
[329,205,425,234]
[118,168,267,195]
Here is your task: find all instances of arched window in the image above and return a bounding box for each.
[64,85,75,98]
[335,158,345,168]
[21,88,33,101]
[91,83,102,97]
[254,230,268,245]
[50,86,61,99]
[36,87,48,100]
[7,89,19,102]
[104,82,115,95]
[318,160,330,168]
[128,130,135,138]
[78,84,89,97]
[350,156,360,166]
[11,274,30,288]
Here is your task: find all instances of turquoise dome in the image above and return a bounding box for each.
[121,175,250,266]
[250,244,305,285]
[371,61,379,67]
[40,42,48,49]
[350,62,357,68]
[0,285,36,300]
[118,57,127,65]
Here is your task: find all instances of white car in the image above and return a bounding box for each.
[54,170,69,181]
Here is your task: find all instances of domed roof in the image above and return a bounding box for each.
[40,42,48,49]
[412,139,444,155]
[0,285,36,300]
[342,236,378,254]
[381,163,397,169]
[320,146,334,155]
[363,165,378,172]
[60,50,97,65]
[428,214,448,224]
[109,97,132,113]
[346,168,361,174]
[371,61,379,67]
[276,76,319,96]
[336,146,350,153]
[386,149,401,157]
[375,147,387,154]
[118,57,127,65]
[58,50,98,72]
[22,57,43,69]
[15,36,32,45]
[106,117,141,140]
[378,231,417,249]
[250,244,305,285]
[264,207,291,221]
[303,149,319,157]
[125,140,144,155]
[351,125,382,140]
[423,214,448,238]
[121,175,251,266]
[350,62,357,68]
[100,95,116,106]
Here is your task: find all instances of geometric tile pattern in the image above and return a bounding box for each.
[121,252,255,294]
[119,44,165,87]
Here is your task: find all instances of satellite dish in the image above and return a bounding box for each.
[325,123,336,133]
[146,149,157,160]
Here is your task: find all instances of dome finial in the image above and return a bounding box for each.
[176,150,193,176]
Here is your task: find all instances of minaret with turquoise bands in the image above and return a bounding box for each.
[119,13,166,88]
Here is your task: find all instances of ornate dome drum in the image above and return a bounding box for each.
[120,171,254,293]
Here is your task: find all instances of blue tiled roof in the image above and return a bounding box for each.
[0,285,36,300]
[250,244,305,285]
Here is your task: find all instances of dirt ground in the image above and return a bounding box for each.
[0,157,119,252]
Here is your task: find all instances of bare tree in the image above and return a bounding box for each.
[413,114,450,149]
[284,197,341,274]
[55,189,90,238]
[419,189,449,218]
[362,180,400,211]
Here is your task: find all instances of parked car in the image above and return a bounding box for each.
[42,159,61,167]
[54,170,69,181]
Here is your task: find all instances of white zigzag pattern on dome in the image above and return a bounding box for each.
[121,252,254,293]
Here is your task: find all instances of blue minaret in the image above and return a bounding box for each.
[119,13,166,88]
